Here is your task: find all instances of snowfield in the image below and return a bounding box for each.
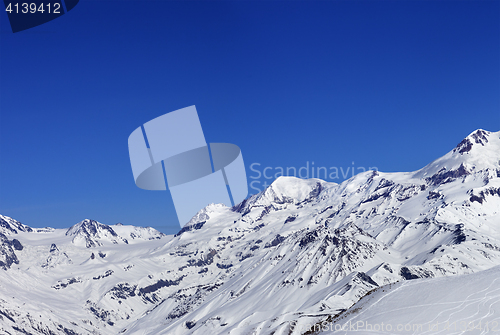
[1,129,500,335]
[316,265,500,335]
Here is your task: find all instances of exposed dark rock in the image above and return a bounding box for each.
[52,277,82,290]
[299,230,319,248]
[66,219,121,248]
[232,197,249,213]
[356,272,378,287]
[395,184,422,201]
[0,308,16,323]
[452,224,466,244]
[297,182,323,205]
[253,223,265,231]
[454,138,473,154]
[319,206,333,214]
[400,267,419,280]
[255,206,272,221]
[264,234,286,248]
[481,243,500,253]
[174,221,206,237]
[239,254,252,262]
[471,129,489,145]
[427,163,469,186]
[11,239,23,251]
[164,282,223,323]
[166,309,189,321]
[361,189,391,204]
[67,219,118,237]
[58,325,79,335]
[0,233,19,270]
[138,275,186,296]
[93,270,114,280]
[430,246,441,254]
[0,216,32,234]
[12,326,34,334]
[86,300,114,326]
[399,266,434,280]
[470,194,484,204]
[374,179,394,192]
[187,249,217,267]
[470,187,500,204]
[452,130,488,154]
[427,191,442,200]
[108,283,137,300]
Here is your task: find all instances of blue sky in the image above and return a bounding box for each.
[0,1,499,235]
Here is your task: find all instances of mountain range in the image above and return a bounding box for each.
[1,129,499,335]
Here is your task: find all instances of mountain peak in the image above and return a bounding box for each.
[453,129,491,155]
[66,219,117,238]
[0,215,33,235]
[184,204,218,228]
[260,176,326,205]
[66,219,120,248]
[66,219,166,247]
[271,176,324,198]
[2,128,500,335]
[414,129,500,179]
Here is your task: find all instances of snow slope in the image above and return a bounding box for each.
[0,129,499,335]
[314,265,500,335]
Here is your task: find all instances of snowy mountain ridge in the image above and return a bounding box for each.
[0,129,499,335]
[0,214,34,235]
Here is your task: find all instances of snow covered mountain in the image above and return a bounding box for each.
[0,214,34,235]
[1,129,499,335]
[66,219,165,248]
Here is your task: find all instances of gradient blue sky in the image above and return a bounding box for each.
[1,1,499,234]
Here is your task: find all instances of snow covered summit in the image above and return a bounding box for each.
[414,129,500,179]
[0,214,33,235]
[66,219,165,247]
[66,219,124,247]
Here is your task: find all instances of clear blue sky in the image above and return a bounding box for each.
[1,1,499,235]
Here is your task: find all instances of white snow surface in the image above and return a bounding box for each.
[318,265,500,335]
[0,129,499,335]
